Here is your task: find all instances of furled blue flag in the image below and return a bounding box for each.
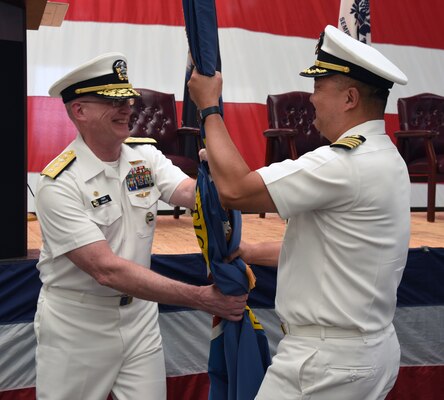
[181,52,199,128]
[338,0,371,44]
[182,0,271,399]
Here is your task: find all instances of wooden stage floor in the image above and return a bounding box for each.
[27,211,443,257]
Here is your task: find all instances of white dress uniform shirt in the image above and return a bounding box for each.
[257,120,411,332]
[35,133,188,295]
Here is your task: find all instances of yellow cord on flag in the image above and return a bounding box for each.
[245,265,256,291]
[246,305,264,330]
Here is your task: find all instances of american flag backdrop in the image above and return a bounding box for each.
[26,0,444,208]
[27,0,444,174]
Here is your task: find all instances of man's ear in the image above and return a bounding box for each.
[345,86,360,110]
[69,101,86,120]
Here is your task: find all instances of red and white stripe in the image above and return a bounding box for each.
[27,0,444,174]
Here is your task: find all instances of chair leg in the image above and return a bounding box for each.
[259,213,266,218]
[173,206,181,219]
[427,180,436,222]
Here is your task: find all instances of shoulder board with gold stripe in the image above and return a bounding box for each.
[330,135,366,150]
[41,150,76,179]
[124,137,157,145]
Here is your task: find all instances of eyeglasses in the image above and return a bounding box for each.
[79,98,135,108]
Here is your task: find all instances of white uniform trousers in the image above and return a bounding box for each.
[256,323,400,400]
[34,287,166,400]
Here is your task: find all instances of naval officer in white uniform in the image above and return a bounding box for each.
[188,25,410,399]
[34,52,247,400]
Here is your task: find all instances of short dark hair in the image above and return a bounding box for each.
[356,81,389,110]
[333,74,389,111]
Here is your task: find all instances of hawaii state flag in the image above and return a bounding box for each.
[338,0,371,44]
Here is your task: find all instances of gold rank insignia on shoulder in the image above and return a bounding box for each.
[330,135,366,150]
[41,150,76,179]
[124,137,157,145]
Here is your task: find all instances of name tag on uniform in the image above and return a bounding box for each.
[91,195,112,208]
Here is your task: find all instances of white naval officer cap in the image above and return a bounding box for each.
[48,52,140,103]
[300,25,408,89]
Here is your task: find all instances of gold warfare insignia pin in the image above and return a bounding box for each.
[129,160,144,165]
[136,191,150,198]
[330,135,366,150]
[124,137,157,145]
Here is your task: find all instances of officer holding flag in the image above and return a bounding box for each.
[188,25,410,399]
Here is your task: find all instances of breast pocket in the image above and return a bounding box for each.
[127,186,161,237]
[84,203,122,226]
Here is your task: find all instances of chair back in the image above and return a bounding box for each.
[129,88,180,155]
[266,91,329,161]
[397,93,444,164]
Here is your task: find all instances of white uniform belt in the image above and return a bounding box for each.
[43,285,133,307]
[281,323,385,339]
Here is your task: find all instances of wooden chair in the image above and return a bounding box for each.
[128,88,202,218]
[260,91,330,217]
[394,93,444,222]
